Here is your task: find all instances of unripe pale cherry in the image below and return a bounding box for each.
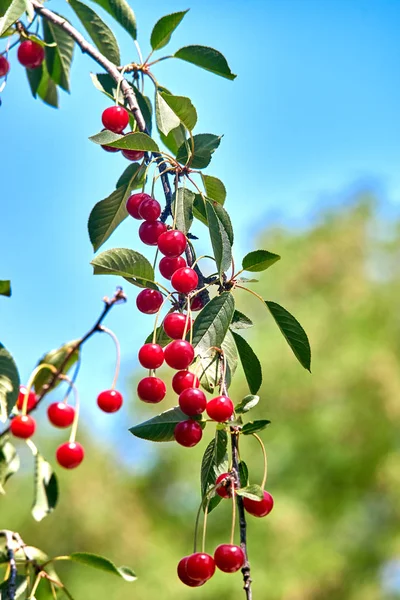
[122,149,145,162]
[136,288,163,314]
[178,388,207,416]
[138,343,164,369]
[47,402,75,428]
[163,313,192,340]
[164,340,194,370]
[157,230,187,257]
[139,220,167,246]
[97,390,123,413]
[159,256,186,280]
[185,553,215,581]
[174,420,203,447]
[206,395,234,422]
[101,105,129,134]
[214,544,245,573]
[216,472,236,498]
[10,415,36,439]
[126,192,151,219]
[16,385,37,411]
[0,55,10,77]
[177,557,206,587]
[171,267,198,294]
[139,198,161,221]
[17,40,45,69]
[56,442,84,469]
[172,370,200,395]
[137,377,166,403]
[243,490,274,517]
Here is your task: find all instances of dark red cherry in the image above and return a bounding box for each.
[16,385,37,411]
[159,256,186,280]
[136,289,163,314]
[174,420,203,447]
[122,149,145,161]
[185,553,215,581]
[163,313,192,340]
[138,198,161,221]
[137,377,166,403]
[101,105,129,134]
[243,490,274,517]
[56,442,84,469]
[172,370,200,395]
[216,472,236,498]
[139,220,167,246]
[101,144,120,153]
[157,230,187,258]
[138,343,164,369]
[171,267,198,294]
[47,402,75,428]
[179,388,207,416]
[10,415,36,439]
[164,340,194,370]
[214,544,245,573]
[190,296,204,311]
[126,192,151,219]
[206,395,234,422]
[17,40,44,69]
[97,390,123,413]
[177,557,206,587]
[0,55,10,77]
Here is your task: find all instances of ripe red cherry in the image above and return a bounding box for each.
[101,105,129,134]
[138,343,164,369]
[206,395,234,422]
[137,377,166,403]
[157,230,187,257]
[177,557,206,587]
[97,390,123,413]
[139,198,161,221]
[17,40,45,69]
[159,256,186,280]
[174,420,203,447]
[139,220,167,246]
[190,296,204,311]
[136,288,163,314]
[56,442,84,469]
[101,144,120,153]
[216,472,236,498]
[126,192,151,219]
[171,267,198,294]
[47,402,75,428]
[0,55,10,77]
[163,313,192,340]
[243,490,274,517]
[186,553,215,582]
[122,149,145,161]
[164,340,194,370]
[179,388,207,416]
[10,415,36,439]
[172,370,200,395]
[214,544,245,573]
[16,385,37,411]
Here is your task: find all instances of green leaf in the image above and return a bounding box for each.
[0,438,19,493]
[0,280,11,297]
[174,45,237,80]
[89,130,159,152]
[171,188,195,234]
[231,331,262,394]
[32,452,58,522]
[64,552,136,581]
[196,328,237,393]
[0,344,20,422]
[230,310,253,330]
[236,484,264,501]
[159,124,186,155]
[235,394,260,415]
[192,292,235,354]
[90,72,123,103]
[145,326,172,347]
[176,133,221,169]
[26,62,59,108]
[89,0,136,39]
[129,406,203,442]
[91,248,155,288]
[238,460,249,487]
[69,0,121,64]
[0,0,26,35]
[222,329,238,390]
[115,162,145,189]
[213,202,234,245]
[160,92,197,131]
[242,420,271,435]
[155,90,180,136]
[133,87,152,134]
[265,301,311,371]
[242,250,281,273]
[150,10,188,51]
[201,429,228,513]
[205,201,232,276]
[43,19,75,92]
[201,174,226,204]
[34,341,79,394]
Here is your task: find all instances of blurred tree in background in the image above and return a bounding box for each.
[2,192,399,600]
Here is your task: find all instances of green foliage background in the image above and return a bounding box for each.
[2,193,400,599]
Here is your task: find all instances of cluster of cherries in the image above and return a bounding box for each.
[101,105,145,161]
[0,39,45,78]
[9,385,123,469]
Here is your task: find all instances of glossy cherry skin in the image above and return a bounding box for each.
[137,377,166,403]
[17,41,45,69]
[171,267,198,294]
[216,472,236,498]
[172,370,200,395]
[97,390,123,413]
[138,343,164,369]
[186,553,215,582]
[174,420,203,447]
[126,192,151,219]
[177,557,206,587]
[0,55,10,77]
[157,230,187,258]
[243,490,274,517]
[164,340,194,370]
[47,402,75,428]
[139,220,167,246]
[214,544,245,573]
[159,256,186,280]
[139,198,161,221]
[136,288,163,314]
[10,415,36,439]
[101,106,129,134]
[163,313,192,340]
[179,388,207,416]
[206,395,234,422]
[56,442,84,469]
[122,149,145,161]
[16,385,37,411]
[190,296,204,311]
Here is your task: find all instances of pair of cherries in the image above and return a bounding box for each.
[0,39,45,78]
[178,544,245,587]
[101,106,144,161]
[216,472,275,518]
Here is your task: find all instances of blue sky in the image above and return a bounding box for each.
[1,0,400,455]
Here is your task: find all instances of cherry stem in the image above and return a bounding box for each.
[65,379,80,444]
[99,326,121,390]
[230,481,237,546]
[201,501,209,554]
[152,291,175,344]
[253,433,268,490]
[21,364,58,416]
[182,304,192,340]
